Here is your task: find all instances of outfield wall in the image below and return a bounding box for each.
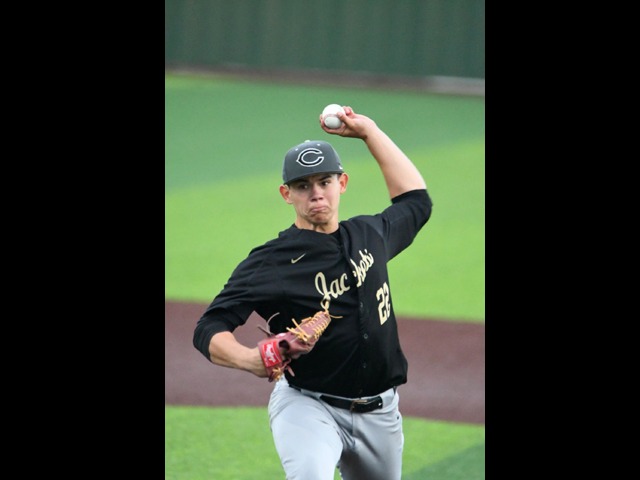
[165,0,485,81]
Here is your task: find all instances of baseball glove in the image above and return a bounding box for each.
[257,310,333,382]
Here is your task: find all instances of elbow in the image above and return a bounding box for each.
[424,199,433,222]
[193,323,216,360]
[420,193,434,225]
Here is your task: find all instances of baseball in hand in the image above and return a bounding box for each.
[322,104,345,129]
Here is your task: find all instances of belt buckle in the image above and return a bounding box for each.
[350,399,369,412]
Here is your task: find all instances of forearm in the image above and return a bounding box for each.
[209,331,268,378]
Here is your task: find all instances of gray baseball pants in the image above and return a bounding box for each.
[268,378,404,480]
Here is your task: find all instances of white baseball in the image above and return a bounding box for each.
[322,104,345,129]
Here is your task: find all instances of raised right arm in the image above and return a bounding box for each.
[319,106,427,199]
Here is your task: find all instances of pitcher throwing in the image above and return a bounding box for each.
[193,105,433,479]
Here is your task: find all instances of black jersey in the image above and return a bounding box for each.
[194,188,433,397]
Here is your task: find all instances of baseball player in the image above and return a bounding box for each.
[193,105,433,480]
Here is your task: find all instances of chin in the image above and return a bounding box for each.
[308,213,330,223]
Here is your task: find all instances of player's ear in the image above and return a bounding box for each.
[279,184,293,204]
[339,173,349,193]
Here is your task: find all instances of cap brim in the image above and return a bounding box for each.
[285,170,344,184]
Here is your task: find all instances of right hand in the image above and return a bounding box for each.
[319,106,378,140]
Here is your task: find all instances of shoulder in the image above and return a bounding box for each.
[341,189,432,235]
[344,189,431,224]
[242,225,306,262]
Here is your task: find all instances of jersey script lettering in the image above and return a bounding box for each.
[315,271,351,311]
[350,249,374,287]
[313,250,376,310]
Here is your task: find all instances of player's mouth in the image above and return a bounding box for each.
[309,206,329,215]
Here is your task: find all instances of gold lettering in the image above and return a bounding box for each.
[315,272,351,310]
[350,250,375,287]
[314,250,375,308]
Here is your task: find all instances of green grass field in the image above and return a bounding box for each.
[165,72,485,479]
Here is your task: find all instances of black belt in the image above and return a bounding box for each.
[321,394,383,413]
[289,385,384,413]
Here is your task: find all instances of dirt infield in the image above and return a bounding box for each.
[165,301,484,425]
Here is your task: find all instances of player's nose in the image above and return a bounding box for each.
[310,183,324,199]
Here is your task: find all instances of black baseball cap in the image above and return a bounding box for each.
[282,140,344,184]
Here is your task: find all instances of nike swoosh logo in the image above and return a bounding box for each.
[291,253,306,264]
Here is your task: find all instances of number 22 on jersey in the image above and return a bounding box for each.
[376,282,390,325]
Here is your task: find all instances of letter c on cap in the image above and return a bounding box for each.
[296,148,324,167]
